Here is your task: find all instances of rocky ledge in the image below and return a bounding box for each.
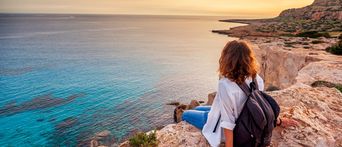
[117,35,342,147]
[118,122,210,147]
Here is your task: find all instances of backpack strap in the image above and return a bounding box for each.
[238,81,252,97]
[213,115,221,133]
[252,77,259,90]
[213,77,258,133]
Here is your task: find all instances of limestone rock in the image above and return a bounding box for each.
[120,36,342,147]
[269,87,342,147]
[156,121,210,147]
[249,37,340,89]
[96,130,111,138]
[279,0,342,21]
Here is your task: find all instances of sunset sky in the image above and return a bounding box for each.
[0,0,314,18]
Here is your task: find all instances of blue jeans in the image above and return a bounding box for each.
[182,106,211,130]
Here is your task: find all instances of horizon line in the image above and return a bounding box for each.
[0,12,276,19]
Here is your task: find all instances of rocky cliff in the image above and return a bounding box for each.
[116,36,342,147]
[278,0,342,20]
[214,0,342,36]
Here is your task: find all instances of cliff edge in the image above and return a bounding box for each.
[118,36,342,147]
[278,0,342,21]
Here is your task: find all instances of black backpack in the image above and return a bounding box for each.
[213,78,280,147]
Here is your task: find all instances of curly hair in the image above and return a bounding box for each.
[218,40,259,85]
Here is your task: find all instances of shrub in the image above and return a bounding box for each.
[284,44,294,48]
[338,34,342,39]
[311,80,342,93]
[129,130,158,147]
[281,33,296,37]
[311,80,335,88]
[296,31,330,38]
[336,85,342,93]
[326,45,342,55]
[326,34,342,55]
[266,85,281,91]
[311,40,325,44]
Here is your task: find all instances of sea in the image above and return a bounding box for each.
[0,14,243,146]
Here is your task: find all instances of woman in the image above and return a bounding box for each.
[182,40,296,147]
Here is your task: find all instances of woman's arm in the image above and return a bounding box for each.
[224,128,233,147]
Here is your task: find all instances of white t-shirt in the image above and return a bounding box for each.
[202,75,264,147]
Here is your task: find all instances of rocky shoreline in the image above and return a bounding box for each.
[90,0,342,146]
[118,36,342,147]
[89,26,342,147]
[83,39,342,147]
[213,0,342,38]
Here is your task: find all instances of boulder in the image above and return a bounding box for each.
[95,130,111,138]
[156,121,210,147]
[269,87,342,146]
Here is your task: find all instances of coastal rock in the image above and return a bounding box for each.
[278,0,342,21]
[90,130,114,147]
[255,44,311,89]
[118,122,210,147]
[214,0,342,36]
[166,101,180,106]
[138,37,342,147]
[95,130,111,138]
[249,37,339,89]
[269,87,342,147]
[155,121,210,147]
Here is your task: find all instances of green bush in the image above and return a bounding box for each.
[311,80,335,88]
[266,85,281,91]
[311,80,342,93]
[336,85,342,93]
[129,130,158,147]
[338,34,342,39]
[296,31,330,38]
[281,33,296,37]
[326,45,342,55]
[326,34,342,55]
[284,44,294,48]
[311,40,325,44]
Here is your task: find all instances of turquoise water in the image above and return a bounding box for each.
[0,14,241,146]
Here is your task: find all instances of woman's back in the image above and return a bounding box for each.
[202,75,264,147]
[217,75,264,122]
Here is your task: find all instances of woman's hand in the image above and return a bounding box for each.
[277,117,299,128]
